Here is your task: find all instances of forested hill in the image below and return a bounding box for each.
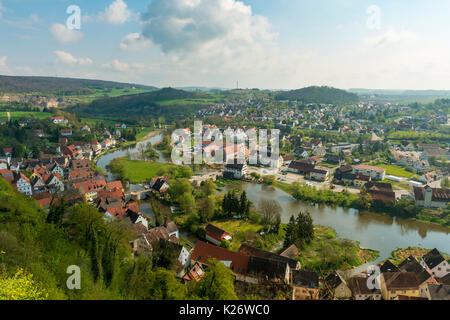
[0,75,156,95]
[275,86,360,105]
[68,87,214,123]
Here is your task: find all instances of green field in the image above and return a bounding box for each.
[0,111,50,121]
[157,98,217,106]
[296,225,379,274]
[375,163,416,178]
[114,158,177,184]
[77,88,155,102]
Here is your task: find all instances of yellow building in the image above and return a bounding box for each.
[380,272,420,300]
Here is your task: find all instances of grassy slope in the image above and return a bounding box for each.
[118,158,176,184]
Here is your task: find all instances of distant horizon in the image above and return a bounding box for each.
[3,73,450,94]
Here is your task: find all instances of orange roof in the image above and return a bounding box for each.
[192,241,250,275]
[107,180,124,192]
[74,179,107,193]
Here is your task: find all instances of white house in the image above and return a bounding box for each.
[310,167,330,181]
[420,249,450,279]
[14,173,32,196]
[412,185,450,209]
[352,165,386,181]
[223,163,248,180]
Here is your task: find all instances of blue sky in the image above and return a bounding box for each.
[1,0,450,90]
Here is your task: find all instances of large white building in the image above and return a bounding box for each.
[413,185,450,209]
[352,165,386,181]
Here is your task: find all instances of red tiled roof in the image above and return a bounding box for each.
[192,241,249,275]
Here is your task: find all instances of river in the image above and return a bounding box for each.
[97,133,450,264]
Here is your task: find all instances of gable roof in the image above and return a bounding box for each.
[380,260,400,273]
[325,271,347,289]
[205,224,228,238]
[192,241,249,275]
[280,244,299,259]
[292,270,319,288]
[422,248,446,269]
[247,256,288,281]
[348,277,380,295]
[239,243,299,269]
[398,256,431,284]
[426,283,450,300]
[382,272,419,290]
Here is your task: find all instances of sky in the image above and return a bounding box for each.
[1,0,450,90]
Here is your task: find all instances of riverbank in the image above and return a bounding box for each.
[273,181,450,229]
[387,246,450,265]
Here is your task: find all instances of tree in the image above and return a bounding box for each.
[179,192,196,215]
[193,259,238,300]
[46,199,66,225]
[198,196,215,222]
[0,268,48,300]
[169,178,193,203]
[283,215,297,249]
[258,199,282,228]
[441,177,450,189]
[296,211,314,248]
[202,180,216,196]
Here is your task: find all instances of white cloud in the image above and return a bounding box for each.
[102,59,130,72]
[51,24,84,43]
[0,56,7,68]
[98,0,131,25]
[140,0,277,53]
[120,33,152,51]
[55,51,92,66]
[29,14,39,23]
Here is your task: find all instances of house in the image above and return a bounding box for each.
[73,178,107,202]
[334,165,353,180]
[420,283,450,300]
[183,263,206,282]
[59,137,68,145]
[421,148,450,161]
[191,241,250,281]
[151,176,170,194]
[413,185,450,209]
[400,141,415,151]
[353,165,386,181]
[280,244,299,259]
[239,243,301,270]
[205,224,232,246]
[42,173,64,194]
[312,147,326,158]
[91,141,101,152]
[223,162,248,180]
[323,271,352,299]
[380,272,420,300]
[288,160,315,175]
[12,172,32,196]
[348,277,382,300]
[46,162,64,178]
[398,256,438,293]
[292,270,320,300]
[310,167,330,182]
[417,143,441,151]
[3,148,12,157]
[71,159,91,170]
[81,125,91,132]
[32,192,53,209]
[163,217,179,239]
[60,129,73,137]
[246,256,291,285]
[379,260,400,273]
[324,153,343,165]
[51,116,68,124]
[420,249,450,279]
[281,154,295,166]
[364,182,396,203]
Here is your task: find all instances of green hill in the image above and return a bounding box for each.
[275,86,360,105]
[0,75,156,95]
[68,87,214,123]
